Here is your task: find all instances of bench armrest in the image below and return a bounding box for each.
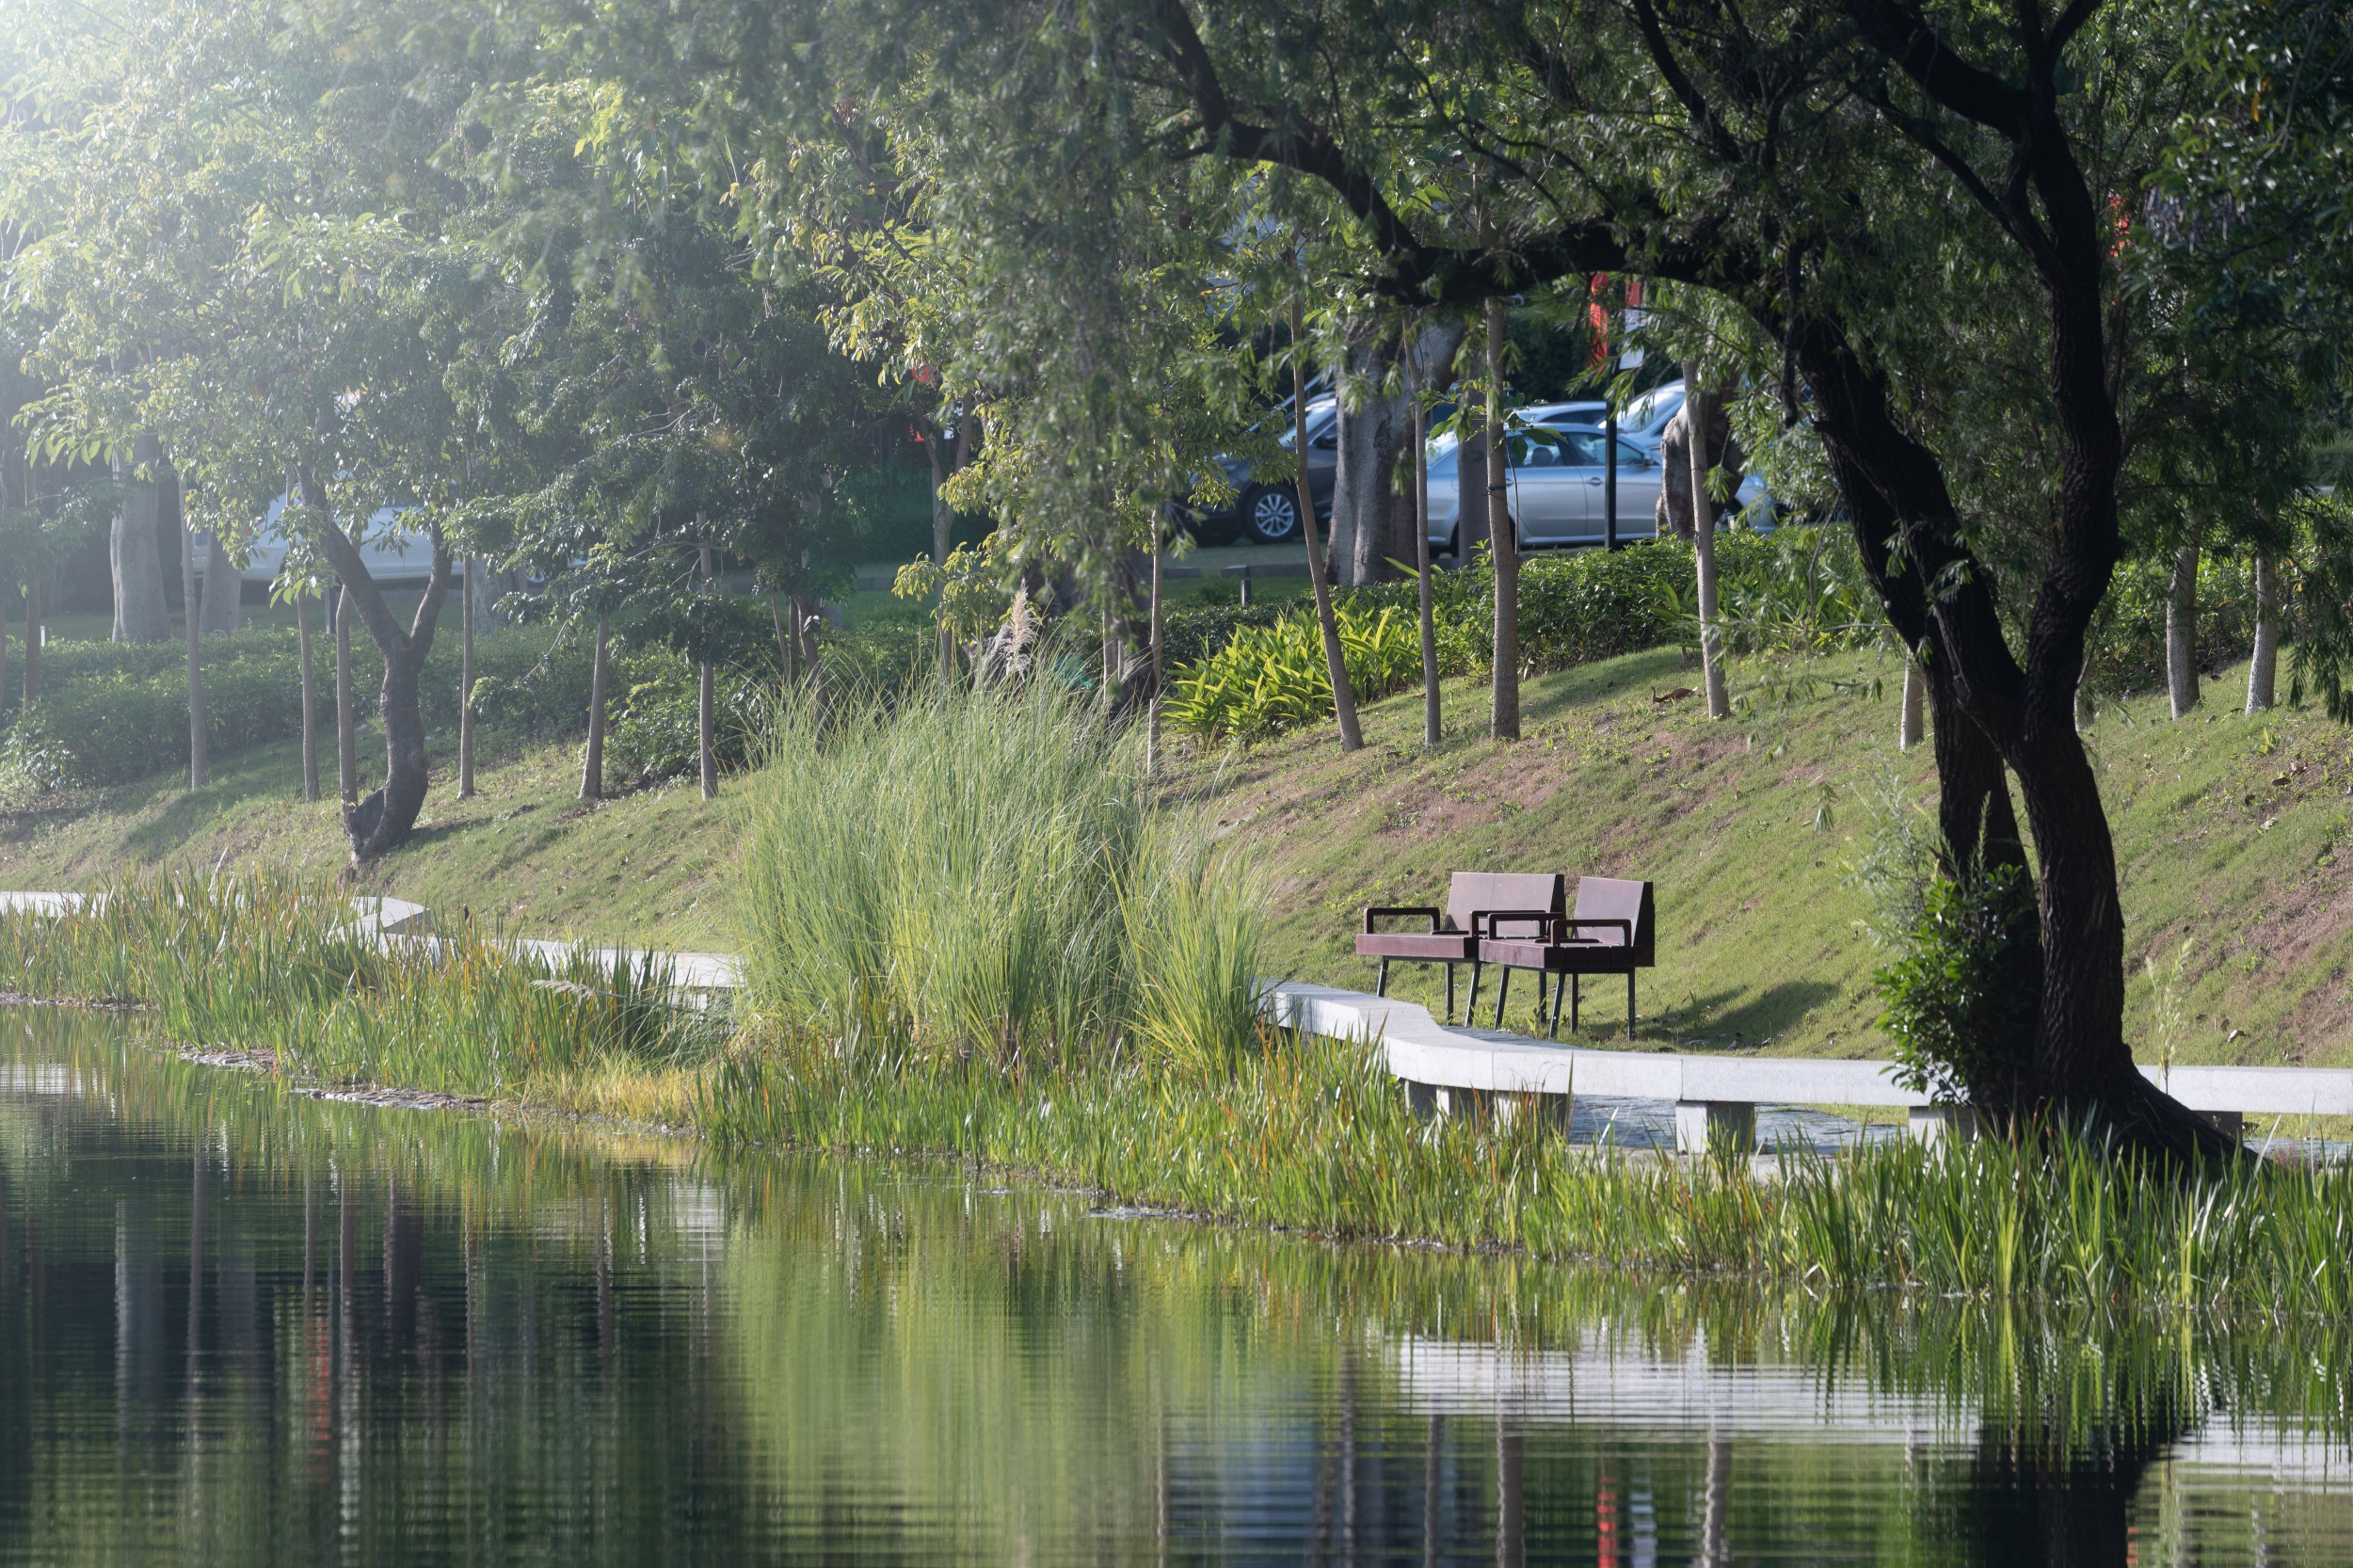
[1561,918,1634,943]
[1363,904,1441,935]
[1471,908,1563,940]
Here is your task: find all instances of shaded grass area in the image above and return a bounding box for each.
[0,731,741,951]
[1186,643,2353,1072]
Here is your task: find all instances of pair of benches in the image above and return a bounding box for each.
[1355,872,1656,1040]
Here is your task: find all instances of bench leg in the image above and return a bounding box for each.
[1626,971,1637,1042]
[1493,967,1513,1029]
[1444,963,1455,1025]
[1465,962,1482,1027]
[1376,957,1390,998]
[1570,973,1581,1035]
[1547,972,1565,1039]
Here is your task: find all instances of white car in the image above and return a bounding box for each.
[232,492,468,588]
[1422,417,1769,554]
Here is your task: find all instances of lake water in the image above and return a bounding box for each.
[5,1004,2353,1564]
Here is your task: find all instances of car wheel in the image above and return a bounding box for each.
[1240,485,1302,545]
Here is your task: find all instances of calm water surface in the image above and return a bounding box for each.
[4,1006,2352,1564]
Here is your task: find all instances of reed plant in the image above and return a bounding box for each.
[702,1022,2353,1321]
[0,868,724,1096]
[735,678,1262,1075]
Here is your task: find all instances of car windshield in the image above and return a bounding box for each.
[1274,401,1337,450]
[1622,384,1685,432]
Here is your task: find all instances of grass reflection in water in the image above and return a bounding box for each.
[2,1008,2350,1565]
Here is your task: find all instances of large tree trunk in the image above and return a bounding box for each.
[1345,318,1465,601]
[200,532,241,636]
[174,470,207,790]
[111,434,169,645]
[1485,295,1519,740]
[1329,320,1405,588]
[2166,528,2201,719]
[299,465,450,861]
[581,610,610,802]
[1685,372,1730,719]
[1788,312,2219,1155]
[296,592,319,803]
[2246,552,2279,712]
[1291,290,1364,753]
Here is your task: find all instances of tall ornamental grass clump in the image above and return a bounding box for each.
[736,680,1263,1073]
[0,869,721,1096]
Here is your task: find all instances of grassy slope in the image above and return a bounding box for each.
[1181,644,2353,1071]
[6,630,2348,1073]
[0,733,742,952]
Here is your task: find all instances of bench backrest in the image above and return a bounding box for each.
[1573,876,1656,965]
[1443,872,1565,938]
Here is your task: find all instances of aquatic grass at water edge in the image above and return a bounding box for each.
[0,868,725,1096]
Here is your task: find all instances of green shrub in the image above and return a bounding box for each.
[1164,601,1422,741]
[737,679,1261,1073]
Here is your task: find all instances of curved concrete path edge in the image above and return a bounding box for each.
[0,890,742,995]
[1257,978,2353,1126]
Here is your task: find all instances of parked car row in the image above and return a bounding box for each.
[1186,381,1770,552]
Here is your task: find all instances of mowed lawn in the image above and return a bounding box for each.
[1179,644,2353,1071]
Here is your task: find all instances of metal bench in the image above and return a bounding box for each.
[1356,872,1564,1025]
[1476,876,1656,1040]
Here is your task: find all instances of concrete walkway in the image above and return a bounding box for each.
[1260,978,2353,1153]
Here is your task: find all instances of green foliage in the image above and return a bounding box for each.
[1869,865,2037,1105]
[604,664,771,785]
[1165,601,1422,741]
[736,679,1261,1074]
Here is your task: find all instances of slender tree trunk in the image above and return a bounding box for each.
[1486,296,1519,740]
[2245,552,2278,714]
[697,544,717,802]
[1413,356,1441,748]
[1685,372,1730,719]
[334,587,357,808]
[457,558,475,800]
[582,611,610,802]
[111,433,169,645]
[200,531,241,636]
[781,588,809,682]
[296,593,318,803]
[0,591,9,724]
[1898,659,1925,751]
[929,421,954,680]
[2166,528,2201,719]
[174,474,207,789]
[21,578,38,707]
[1292,289,1363,753]
[301,466,450,860]
[1147,508,1166,776]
